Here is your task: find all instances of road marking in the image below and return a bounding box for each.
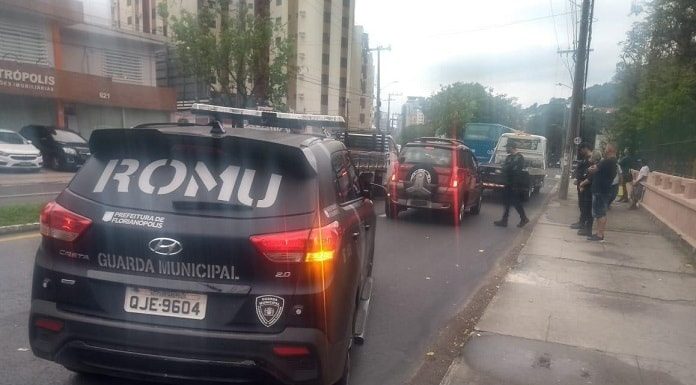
[0,192,61,198]
[0,232,40,242]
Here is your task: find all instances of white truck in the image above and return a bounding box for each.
[479,133,548,199]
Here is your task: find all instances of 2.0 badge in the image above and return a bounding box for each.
[255,295,284,327]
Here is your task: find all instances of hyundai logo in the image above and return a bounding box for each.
[148,238,183,256]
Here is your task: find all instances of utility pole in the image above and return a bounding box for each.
[369,45,391,131]
[559,0,593,200]
[385,92,402,132]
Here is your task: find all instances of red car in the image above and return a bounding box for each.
[385,137,483,225]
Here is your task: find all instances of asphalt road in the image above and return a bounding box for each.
[0,171,559,385]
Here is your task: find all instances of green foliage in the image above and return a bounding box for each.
[585,83,618,108]
[0,203,43,227]
[612,0,696,175]
[398,124,435,145]
[160,0,294,109]
[422,82,524,138]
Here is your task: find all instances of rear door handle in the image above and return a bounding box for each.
[352,232,360,240]
[362,224,371,230]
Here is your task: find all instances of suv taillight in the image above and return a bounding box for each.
[250,221,341,263]
[40,202,92,242]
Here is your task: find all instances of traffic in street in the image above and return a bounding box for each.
[1,170,558,385]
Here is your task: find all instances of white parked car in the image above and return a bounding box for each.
[0,129,43,171]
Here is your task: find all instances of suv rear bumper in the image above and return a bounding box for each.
[387,183,459,210]
[29,299,338,384]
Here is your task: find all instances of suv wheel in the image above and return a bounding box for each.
[452,198,465,225]
[334,348,351,385]
[385,199,398,219]
[470,191,482,215]
[50,156,62,171]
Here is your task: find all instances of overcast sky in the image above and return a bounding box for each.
[355,0,640,108]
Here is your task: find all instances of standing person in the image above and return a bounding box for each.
[494,141,529,228]
[629,159,650,209]
[609,163,622,208]
[571,143,593,234]
[586,144,618,241]
[618,148,634,202]
[578,151,602,235]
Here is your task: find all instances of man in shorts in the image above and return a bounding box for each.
[586,144,618,241]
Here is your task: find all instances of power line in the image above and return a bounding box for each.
[420,10,575,39]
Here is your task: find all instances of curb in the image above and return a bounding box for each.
[0,223,40,236]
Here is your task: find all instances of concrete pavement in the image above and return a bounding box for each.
[441,190,696,385]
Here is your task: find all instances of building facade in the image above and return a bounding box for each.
[0,0,176,138]
[401,96,426,128]
[277,0,355,116]
[114,0,371,119]
[346,25,374,130]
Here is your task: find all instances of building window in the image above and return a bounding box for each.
[340,77,347,88]
[0,17,50,66]
[103,49,144,85]
[321,94,329,106]
[163,24,168,36]
[323,33,330,44]
[340,57,347,68]
[360,98,365,108]
[324,12,331,23]
[276,0,282,5]
[321,74,329,85]
[343,0,351,6]
[127,0,131,5]
[127,16,132,25]
[322,54,329,65]
[360,113,365,124]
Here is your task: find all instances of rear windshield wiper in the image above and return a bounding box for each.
[172,201,253,211]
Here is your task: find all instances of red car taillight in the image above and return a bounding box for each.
[250,221,341,263]
[40,201,92,242]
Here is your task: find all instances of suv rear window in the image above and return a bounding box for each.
[68,131,316,219]
[401,146,452,167]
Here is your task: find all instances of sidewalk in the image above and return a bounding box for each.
[441,191,696,385]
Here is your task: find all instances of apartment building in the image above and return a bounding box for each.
[401,96,426,128]
[347,25,374,129]
[274,0,354,116]
[114,0,371,119]
[0,0,176,137]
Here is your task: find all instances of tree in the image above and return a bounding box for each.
[423,82,524,138]
[159,0,295,109]
[611,0,696,175]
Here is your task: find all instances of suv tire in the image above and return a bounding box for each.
[470,190,482,215]
[452,198,465,225]
[385,199,398,219]
[50,156,62,171]
[334,348,351,385]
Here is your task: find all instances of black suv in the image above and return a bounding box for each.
[29,123,377,384]
[385,137,483,225]
[20,125,90,171]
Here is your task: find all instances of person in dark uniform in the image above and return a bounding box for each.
[494,141,529,228]
[571,143,594,236]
